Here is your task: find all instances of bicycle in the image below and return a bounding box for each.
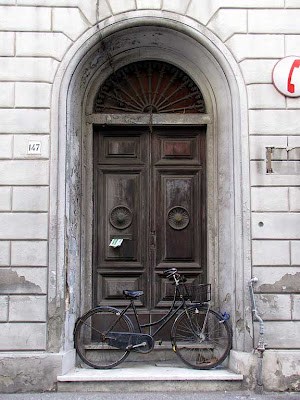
[74,268,232,370]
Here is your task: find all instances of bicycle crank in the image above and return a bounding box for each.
[105,332,154,353]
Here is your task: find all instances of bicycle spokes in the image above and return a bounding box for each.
[171,307,231,369]
[74,307,133,369]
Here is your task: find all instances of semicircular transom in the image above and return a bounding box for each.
[94,60,206,114]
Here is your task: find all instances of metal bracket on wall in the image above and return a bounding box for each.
[266,147,273,174]
[266,145,300,174]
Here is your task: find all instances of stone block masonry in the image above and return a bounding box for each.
[0,6,51,31]
[247,84,285,109]
[52,8,90,40]
[0,161,49,185]
[15,83,52,108]
[16,32,72,61]
[0,323,46,350]
[0,242,10,266]
[0,58,59,82]
[254,321,300,348]
[291,242,300,265]
[11,241,48,266]
[13,135,49,160]
[0,32,14,56]
[0,0,299,393]
[226,34,284,61]
[252,213,300,239]
[251,188,289,212]
[0,213,48,239]
[0,136,13,159]
[240,60,278,84]
[248,10,300,33]
[0,267,48,294]
[0,82,14,107]
[0,187,11,211]
[252,240,290,266]
[9,295,47,322]
[0,109,50,134]
[0,296,8,322]
[249,110,300,135]
[12,187,49,212]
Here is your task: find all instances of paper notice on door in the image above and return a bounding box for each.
[109,238,124,248]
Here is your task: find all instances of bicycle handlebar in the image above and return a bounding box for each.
[163,268,188,285]
[163,268,178,279]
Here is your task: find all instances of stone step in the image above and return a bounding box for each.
[57,362,244,392]
[78,342,179,364]
[77,341,230,363]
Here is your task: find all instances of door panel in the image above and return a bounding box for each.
[97,274,145,307]
[93,126,206,320]
[153,134,201,165]
[98,133,145,164]
[94,128,148,308]
[164,175,195,260]
[152,127,206,311]
[103,172,140,261]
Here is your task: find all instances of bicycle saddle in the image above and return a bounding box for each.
[123,290,144,299]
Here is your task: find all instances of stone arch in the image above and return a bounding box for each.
[48,12,252,361]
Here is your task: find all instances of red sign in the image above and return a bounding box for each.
[272,56,300,97]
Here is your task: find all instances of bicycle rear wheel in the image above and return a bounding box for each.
[171,306,231,369]
[74,306,134,369]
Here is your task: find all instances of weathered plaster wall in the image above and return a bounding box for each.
[0,0,299,392]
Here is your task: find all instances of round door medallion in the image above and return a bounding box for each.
[109,206,133,230]
[167,206,190,230]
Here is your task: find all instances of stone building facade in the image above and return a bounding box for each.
[0,0,300,393]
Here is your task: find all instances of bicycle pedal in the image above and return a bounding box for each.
[126,341,147,350]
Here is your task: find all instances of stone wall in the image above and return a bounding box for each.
[0,0,299,392]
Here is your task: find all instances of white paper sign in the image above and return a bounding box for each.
[109,238,124,248]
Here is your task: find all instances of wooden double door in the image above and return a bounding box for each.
[93,126,206,329]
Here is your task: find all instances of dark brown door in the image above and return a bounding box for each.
[93,125,206,331]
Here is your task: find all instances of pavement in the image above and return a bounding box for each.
[0,392,300,400]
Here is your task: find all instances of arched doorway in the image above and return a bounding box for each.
[92,60,207,331]
[48,16,251,361]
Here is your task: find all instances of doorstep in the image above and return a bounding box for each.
[57,362,244,392]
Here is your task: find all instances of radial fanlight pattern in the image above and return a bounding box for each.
[110,206,133,230]
[94,61,206,114]
[168,207,190,230]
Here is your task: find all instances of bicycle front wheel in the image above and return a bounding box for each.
[74,306,134,369]
[171,306,231,369]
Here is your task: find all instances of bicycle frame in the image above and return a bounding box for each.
[74,272,232,370]
[104,281,209,340]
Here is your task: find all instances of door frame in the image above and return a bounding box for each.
[48,15,252,357]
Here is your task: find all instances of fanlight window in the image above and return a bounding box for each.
[94,60,205,114]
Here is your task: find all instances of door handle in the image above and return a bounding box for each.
[150,232,156,249]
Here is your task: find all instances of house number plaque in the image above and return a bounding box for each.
[27,141,41,155]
